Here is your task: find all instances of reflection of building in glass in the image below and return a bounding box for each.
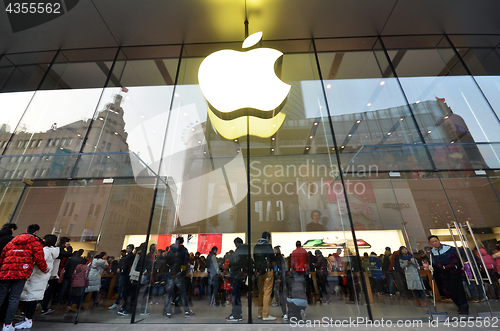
[244,99,489,238]
[0,94,129,179]
[0,94,168,252]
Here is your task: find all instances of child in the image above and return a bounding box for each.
[67,257,89,312]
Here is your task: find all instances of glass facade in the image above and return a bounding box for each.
[1,34,500,324]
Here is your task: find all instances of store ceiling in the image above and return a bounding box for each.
[1,0,500,54]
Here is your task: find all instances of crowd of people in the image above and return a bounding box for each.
[1,223,500,329]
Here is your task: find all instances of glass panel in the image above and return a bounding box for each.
[5,176,158,323]
[75,177,156,323]
[247,39,365,323]
[8,179,115,323]
[317,38,422,169]
[382,35,500,144]
[387,172,463,318]
[437,171,500,316]
[4,88,104,157]
[81,45,181,176]
[0,152,150,182]
[464,45,500,135]
[0,51,55,92]
[2,50,118,160]
[136,180,178,322]
[0,91,35,154]
[39,48,117,90]
[0,180,25,223]
[140,41,250,323]
[347,141,500,319]
[487,169,500,204]
[340,171,430,320]
[439,170,500,233]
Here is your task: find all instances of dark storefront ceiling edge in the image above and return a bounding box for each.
[1,0,500,54]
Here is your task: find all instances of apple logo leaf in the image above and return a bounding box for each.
[242,31,263,49]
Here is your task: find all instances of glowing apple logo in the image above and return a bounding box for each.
[198,32,290,139]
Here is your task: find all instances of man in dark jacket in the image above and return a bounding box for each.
[0,224,17,254]
[109,244,134,310]
[0,224,48,331]
[226,237,248,321]
[429,235,469,315]
[388,249,411,298]
[315,250,330,304]
[253,231,276,321]
[274,246,289,320]
[164,237,194,318]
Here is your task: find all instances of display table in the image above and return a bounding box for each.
[102,273,118,299]
[186,271,208,278]
[327,271,373,303]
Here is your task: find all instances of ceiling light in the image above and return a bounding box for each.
[305,147,310,150]
[367,103,372,107]
[326,84,331,89]
[380,81,385,86]
[427,131,432,134]
[400,118,404,121]
[341,146,345,149]
[416,101,420,104]
[356,120,361,124]
[348,134,352,137]
[313,122,318,126]
[271,137,275,141]
[309,135,313,139]
[271,148,274,152]
[387,132,391,135]
[444,116,449,119]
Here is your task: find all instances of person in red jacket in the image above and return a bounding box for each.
[0,224,48,331]
[291,241,309,275]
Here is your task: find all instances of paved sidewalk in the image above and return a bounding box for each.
[29,321,500,331]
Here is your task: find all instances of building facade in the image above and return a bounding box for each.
[1,0,500,324]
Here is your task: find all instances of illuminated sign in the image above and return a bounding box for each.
[198,32,290,139]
